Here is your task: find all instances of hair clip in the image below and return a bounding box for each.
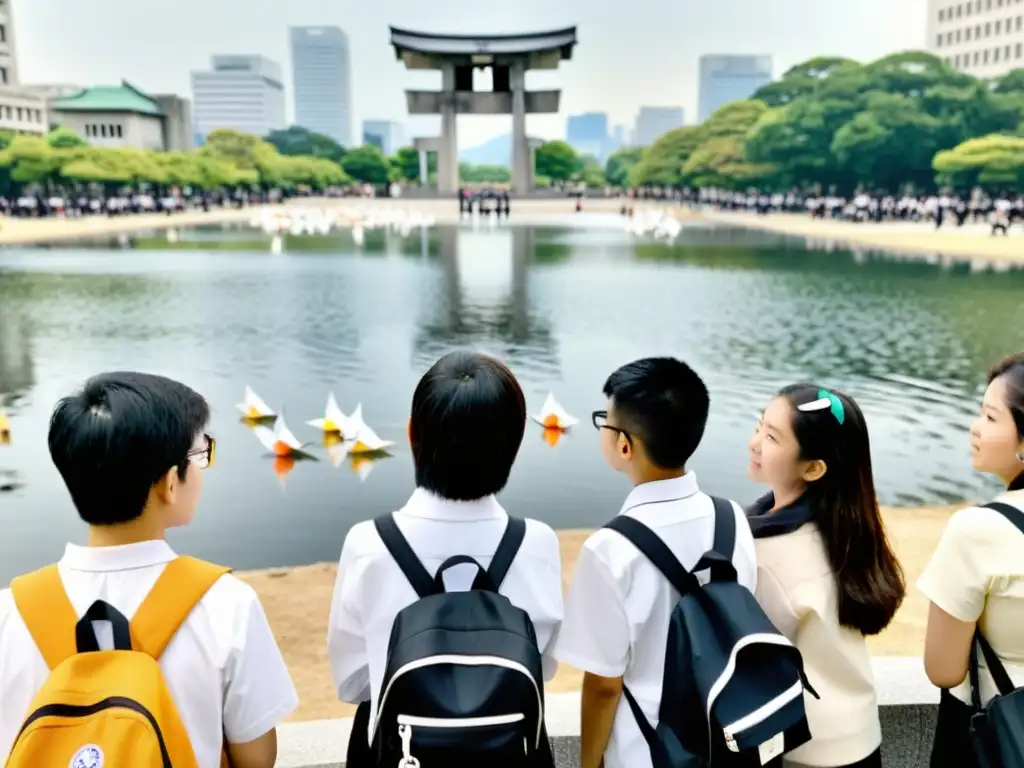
[797,389,846,425]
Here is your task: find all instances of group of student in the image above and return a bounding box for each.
[0,349,1022,768]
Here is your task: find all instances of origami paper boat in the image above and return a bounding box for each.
[252,414,309,457]
[236,386,275,421]
[307,393,360,438]
[530,392,579,430]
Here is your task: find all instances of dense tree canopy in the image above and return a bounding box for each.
[627,52,1024,193]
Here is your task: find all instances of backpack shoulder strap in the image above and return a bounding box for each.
[374,514,434,599]
[983,502,1024,537]
[487,516,526,589]
[604,516,700,596]
[710,496,737,558]
[130,556,231,659]
[10,565,80,670]
[967,501,1024,704]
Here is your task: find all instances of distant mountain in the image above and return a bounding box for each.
[459,133,511,166]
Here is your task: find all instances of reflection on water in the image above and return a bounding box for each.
[0,219,1020,580]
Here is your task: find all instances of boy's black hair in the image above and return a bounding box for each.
[410,351,526,501]
[48,372,210,526]
[603,357,710,470]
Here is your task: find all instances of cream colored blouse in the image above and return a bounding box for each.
[754,522,881,767]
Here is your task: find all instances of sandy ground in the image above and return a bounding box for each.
[241,504,957,724]
[701,210,1024,263]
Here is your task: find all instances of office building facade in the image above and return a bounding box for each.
[290,27,353,147]
[0,0,49,135]
[634,106,684,147]
[929,0,1024,76]
[698,55,773,123]
[362,119,403,155]
[191,55,286,141]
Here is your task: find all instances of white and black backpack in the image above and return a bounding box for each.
[604,496,819,767]
[369,513,554,768]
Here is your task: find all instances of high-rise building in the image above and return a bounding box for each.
[565,112,609,159]
[191,55,286,141]
[698,55,773,123]
[362,119,404,155]
[634,106,685,147]
[290,26,353,147]
[928,0,1024,77]
[0,0,19,86]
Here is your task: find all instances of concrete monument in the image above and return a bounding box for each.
[390,26,577,195]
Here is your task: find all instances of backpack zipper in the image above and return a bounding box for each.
[703,633,799,763]
[14,696,173,768]
[722,679,803,746]
[375,654,543,750]
[397,713,528,764]
[397,713,526,728]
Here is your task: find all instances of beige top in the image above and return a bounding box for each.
[917,489,1024,705]
[755,522,881,767]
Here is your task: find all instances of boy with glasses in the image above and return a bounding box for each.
[0,372,297,768]
[555,357,758,768]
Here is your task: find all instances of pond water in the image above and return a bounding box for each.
[0,215,1020,581]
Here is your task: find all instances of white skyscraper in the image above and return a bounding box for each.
[928,0,1024,77]
[291,27,352,147]
[191,55,287,141]
[634,106,685,147]
[0,0,20,85]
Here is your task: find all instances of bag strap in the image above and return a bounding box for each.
[710,496,737,559]
[131,556,231,659]
[621,686,670,768]
[603,516,700,596]
[10,556,229,669]
[374,514,436,599]
[967,501,1024,705]
[10,565,80,670]
[487,516,526,589]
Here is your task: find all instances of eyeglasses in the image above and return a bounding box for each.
[186,433,216,470]
[592,410,632,443]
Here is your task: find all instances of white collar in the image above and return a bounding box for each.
[620,471,700,514]
[398,487,505,522]
[60,539,177,572]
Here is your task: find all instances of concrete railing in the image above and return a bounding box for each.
[276,657,938,768]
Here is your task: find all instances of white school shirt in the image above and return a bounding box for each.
[553,472,758,768]
[326,488,564,740]
[0,540,299,768]
[918,489,1024,706]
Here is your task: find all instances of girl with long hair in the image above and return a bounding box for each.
[746,383,906,768]
[920,352,1024,767]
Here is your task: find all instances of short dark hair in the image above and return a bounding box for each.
[989,352,1024,440]
[603,357,709,470]
[48,372,210,526]
[410,351,526,501]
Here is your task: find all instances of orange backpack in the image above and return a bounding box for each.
[5,556,231,768]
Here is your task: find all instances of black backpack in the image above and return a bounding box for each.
[967,502,1024,768]
[604,496,819,768]
[369,513,554,768]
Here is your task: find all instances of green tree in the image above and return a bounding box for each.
[682,137,776,189]
[933,134,1024,189]
[459,163,511,183]
[391,147,436,183]
[340,145,391,184]
[628,126,704,186]
[534,141,580,182]
[46,127,88,149]
[604,147,644,187]
[265,126,346,163]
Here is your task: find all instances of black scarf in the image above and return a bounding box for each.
[746,492,816,539]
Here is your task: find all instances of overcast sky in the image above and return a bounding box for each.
[15,0,928,148]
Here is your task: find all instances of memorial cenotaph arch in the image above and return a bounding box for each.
[389,26,578,195]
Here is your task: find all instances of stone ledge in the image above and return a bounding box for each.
[276,657,938,768]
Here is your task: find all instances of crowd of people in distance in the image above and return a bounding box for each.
[0,351,1022,768]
